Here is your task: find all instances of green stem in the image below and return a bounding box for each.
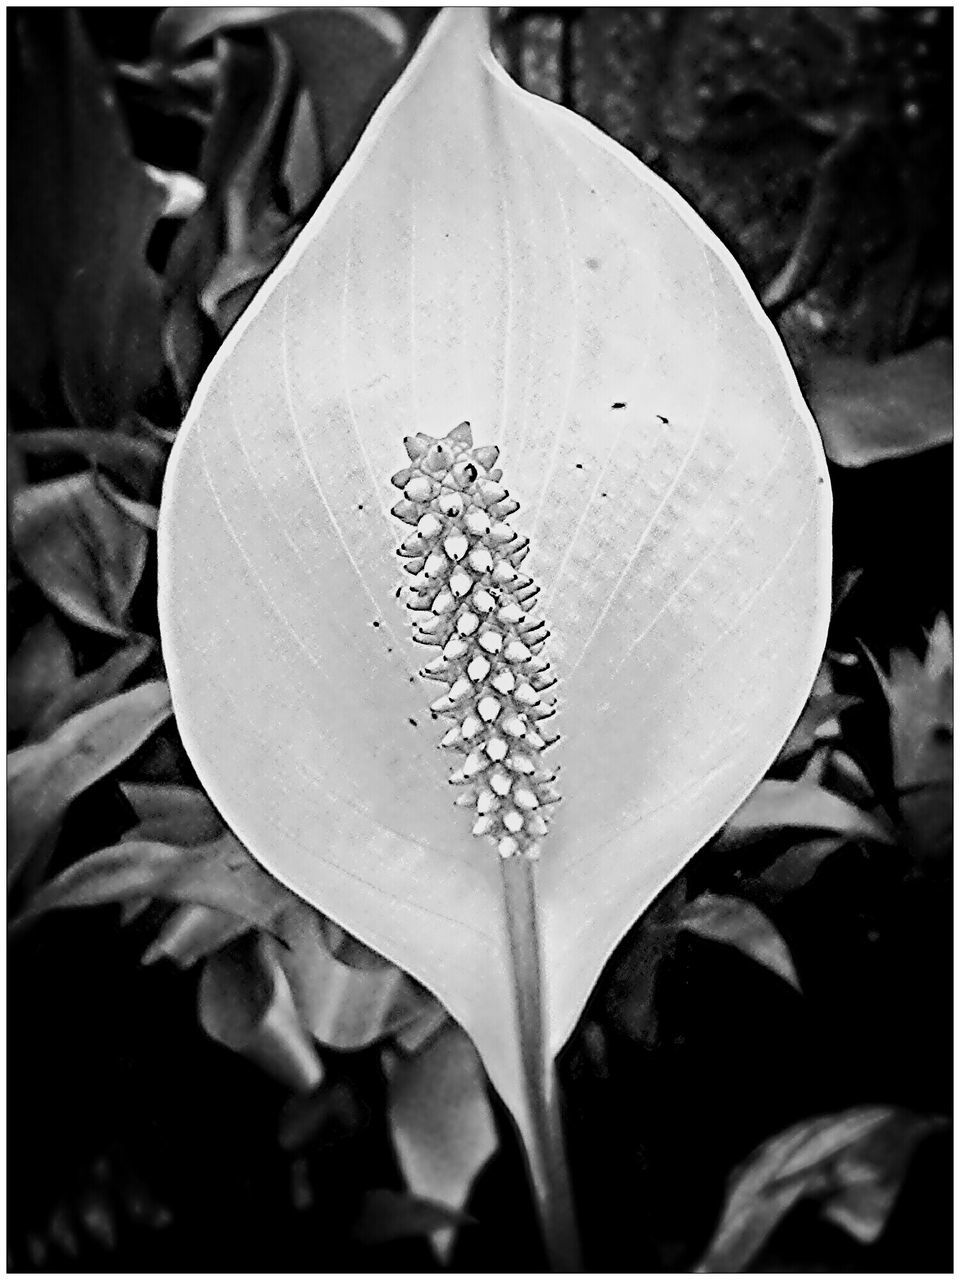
[500,853,583,1271]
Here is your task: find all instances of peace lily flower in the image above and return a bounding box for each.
[158,8,830,1264]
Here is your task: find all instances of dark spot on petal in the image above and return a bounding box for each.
[585,256,601,271]
[430,711,439,720]
[372,620,380,628]
[387,647,393,654]
[575,463,584,470]
[612,402,626,410]
[409,718,418,728]
[818,476,825,485]
[601,492,608,498]
[358,503,364,511]
[656,414,669,424]
[408,676,416,684]
[395,587,402,598]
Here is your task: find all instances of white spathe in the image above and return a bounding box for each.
[158,7,831,1163]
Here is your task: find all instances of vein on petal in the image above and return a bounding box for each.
[613,435,793,675]
[530,183,578,547]
[409,173,420,424]
[566,240,722,679]
[561,502,818,874]
[342,229,392,523]
[279,282,406,660]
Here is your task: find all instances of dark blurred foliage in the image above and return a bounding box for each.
[7,8,952,1273]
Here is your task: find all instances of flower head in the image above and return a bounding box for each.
[392,422,560,859]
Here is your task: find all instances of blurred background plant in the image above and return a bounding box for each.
[7,7,951,1271]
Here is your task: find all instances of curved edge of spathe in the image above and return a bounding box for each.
[475,35,834,1057]
[158,6,833,1071]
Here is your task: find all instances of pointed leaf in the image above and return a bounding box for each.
[8,615,75,736]
[387,1023,498,1262]
[697,1107,944,1272]
[199,933,323,1091]
[15,840,189,922]
[95,475,159,532]
[676,893,800,991]
[880,617,953,861]
[8,681,171,885]
[158,9,831,1147]
[14,828,291,936]
[11,473,148,637]
[808,340,953,468]
[716,779,895,850]
[120,782,225,844]
[757,837,845,897]
[14,428,166,498]
[30,637,154,741]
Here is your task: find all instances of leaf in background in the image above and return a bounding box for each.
[807,339,953,468]
[8,12,165,426]
[30,637,155,742]
[697,1107,945,1272]
[776,677,860,765]
[141,901,250,967]
[153,6,407,174]
[8,615,75,737]
[756,837,845,898]
[11,473,149,637]
[158,7,407,393]
[95,475,159,532]
[158,9,831,1154]
[676,893,800,991]
[879,615,953,861]
[15,841,189,923]
[386,1023,497,1262]
[392,997,450,1057]
[114,52,219,130]
[161,33,296,402]
[819,1110,947,1245]
[824,749,876,810]
[199,932,323,1092]
[352,1189,470,1248]
[283,90,323,215]
[14,429,166,500]
[199,204,299,336]
[604,875,687,1047]
[15,829,291,937]
[716,779,895,851]
[120,781,224,843]
[8,681,171,887]
[275,902,440,1051]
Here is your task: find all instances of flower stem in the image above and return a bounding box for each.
[500,853,583,1271]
